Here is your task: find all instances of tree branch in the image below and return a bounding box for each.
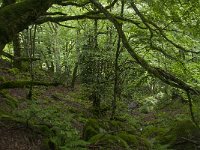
[89,0,200,94]
[36,13,142,29]
[1,51,14,59]
[0,0,54,52]
[130,2,198,54]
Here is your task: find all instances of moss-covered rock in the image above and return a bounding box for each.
[83,118,138,140]
[83,118,151,149]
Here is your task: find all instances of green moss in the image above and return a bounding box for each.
[82,118,152,149]
[83,118,138,142]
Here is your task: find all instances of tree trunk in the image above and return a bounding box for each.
[0,0,53,52]
[13,34,22,69]
[111,0,124,119]
[71,62,78,89]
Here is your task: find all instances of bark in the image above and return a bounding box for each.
[111,0,125,119]
[13,34,22,69]
[71,62,78,89]
[0,0,54,52]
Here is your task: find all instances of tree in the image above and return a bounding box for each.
[1,0,200,122]
[0,0,54,51]
[0,0,199,92]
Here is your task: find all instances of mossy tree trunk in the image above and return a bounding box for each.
[13,34,22,69]
[0,0,54,52]
[111,0,124,119]
[0,81,60,90]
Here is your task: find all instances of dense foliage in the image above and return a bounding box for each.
[0,0,200,149]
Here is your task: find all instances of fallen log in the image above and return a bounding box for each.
[0,80,60,90]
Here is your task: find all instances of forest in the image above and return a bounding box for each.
[0,0,200,149]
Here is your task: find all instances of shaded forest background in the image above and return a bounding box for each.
[0,0,200,149]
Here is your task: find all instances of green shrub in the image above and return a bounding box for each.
[159,120,200,150]
[89,133,130,149]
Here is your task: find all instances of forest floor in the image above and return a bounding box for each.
[0,84,87,149]
[0,59,91,149]
[0,59,196,150]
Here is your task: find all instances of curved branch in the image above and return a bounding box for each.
[36,13,143,29]
[89,0,200,94]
